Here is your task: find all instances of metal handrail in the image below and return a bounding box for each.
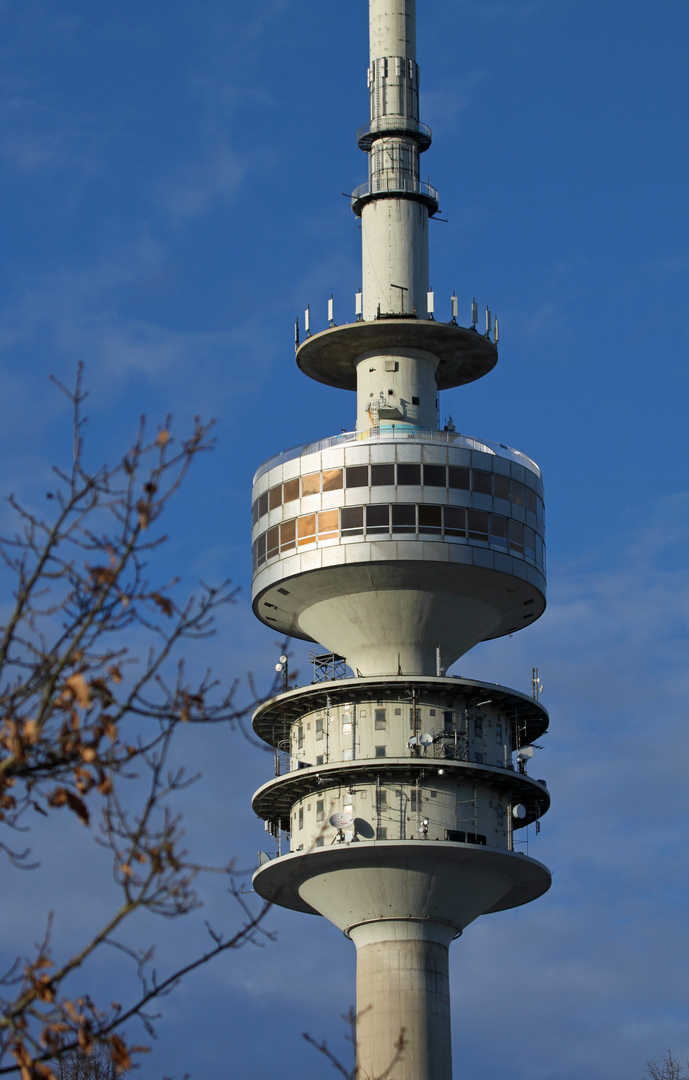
[351,178,439,205]
[254,427,542,483]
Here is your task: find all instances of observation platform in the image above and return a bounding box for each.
[296,318,497,392]
[357,119,433,152]
[252,842,552,929]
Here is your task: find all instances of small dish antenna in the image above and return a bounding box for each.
[329,812,353,830]
[517,746,534,760]
[512,804,527,820]
[407,736,418,747]
[419,733,432,747]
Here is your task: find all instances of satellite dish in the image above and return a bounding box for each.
[517,745,534,759]
[279,654,288,664]
[329,812,353,830]
[353,817,375,840]
[275,663,283,672]
[512,804,527,820]
[419,733,433,747]
[408,736,418,746]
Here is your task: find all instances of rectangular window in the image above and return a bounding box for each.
[448,466,470,490]
[443,506,466,538]
[341,506,364,536]
[316,837,324,847]
[472,470,492,495]
[410,707,421,730]
[298,807,304,830]
[269,485,283,510]
[322,468,343,491]
[496,722,503,743]
[489,514,508,548]
[376,827,387,840]
[315,718,324,741]
[297,514,316,546]
[316,755,323,766]
[511,481,525,507]
[524,526,536,559]
[258,492,269,517]
[411,789,421,811]
[375,745,386,757]
[318,509,339,540]
[392,504,416,533]
[316,800,324,822]
[443,711,453,732]
[371,463,394,486]
[525,487,537,514]
[266,526,280,559]
[497,806,505,827]
[346,465,369,487]
[397,463,421,486]
[394,708,402,716]
[473,716,483,737]
[423,464,446,487]
[508,519,524,554]
[256,533,266,566]
[283,478,299,503]
[375,708,386,729]
[252,500,259,525]
[418,505,442,534]
[366,504,390,534]
[301,472,320,496]
[376,789,387,811]
[342,721,352,735]
[297,726,304,749]
[493,474,510,501]
[467,510,489,541]
[280,519,296,552]
[474,752,484,764]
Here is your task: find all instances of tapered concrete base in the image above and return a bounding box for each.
[351,920,454,1080]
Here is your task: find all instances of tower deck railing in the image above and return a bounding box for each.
[254,428,541,483]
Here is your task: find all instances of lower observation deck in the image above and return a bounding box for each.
[351,177,440,216]
[253,842,551,931]
[296,318,497,392]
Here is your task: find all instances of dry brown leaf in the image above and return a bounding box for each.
[156,429,170,447]
[65,674,92,709]
[151,592,173,617]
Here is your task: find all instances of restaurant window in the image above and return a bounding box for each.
[318,509,339,540]
[444,506,466,538]
[266,526,280,559]
[283,478,299,503]
[301,472,320,496]
[346,465,369,488]
[418,505,442,534]
[297,514,316,546]
[490,514,508,548]
[511,481,525,507]
[375,708,386,729]
[472,470,492,495]
[448,466,470,490]
[341,506,364,536]
[509,520,524,554]
[467,510,489,541]
[392,504,416,534]
[371,463,394,486]
[423,464,446,487]
[322,468,343,491]
[397,463,421,486]
[280,519,296,552]
[258,491,269,517]
[493,474,510,501]
[366,504,390,535]
[269,485,282,510]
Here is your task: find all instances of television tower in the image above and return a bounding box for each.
[250,3,550,1078]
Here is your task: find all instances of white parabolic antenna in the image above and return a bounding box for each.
[518,745,534,759]
[329,812,353,830]
[512,804,527,820]
[419,733,433,747]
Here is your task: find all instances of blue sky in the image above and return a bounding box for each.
[1,1,688,1078]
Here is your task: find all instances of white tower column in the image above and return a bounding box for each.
[351,920,454,1080]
